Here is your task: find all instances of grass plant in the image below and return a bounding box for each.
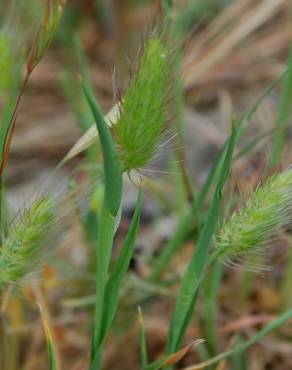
[1,1,292,369]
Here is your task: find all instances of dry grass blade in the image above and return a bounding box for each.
[179,309,292,370]
[183,0,287,87]
[145,340,205,370]
[161,340,205,368]
[60,102,120,165]
[36,286,59,370]
[186,0,255,55]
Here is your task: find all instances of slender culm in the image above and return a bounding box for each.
[112,34,173,171]
[215,169,292,268]
[0,196,55,287]
[27,0,65,74]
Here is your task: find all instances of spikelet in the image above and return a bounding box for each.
[215,169,292,270]
[0,196,55,288]
[112,34,173,172]
[27,0,65,74]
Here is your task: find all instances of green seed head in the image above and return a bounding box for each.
[216,169,292,269]
[112,35,173,172]
[27,0,65,74]
[0,196,55,288]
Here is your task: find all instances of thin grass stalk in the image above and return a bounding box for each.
[269,46,292,167]
[36,287,59,370]
[138,306,148,370]
[0,73,29,178]
[166,121,237,354]
[4,296,25,370]
[281,236,292,308]
[145,340,205,370]
[0,74,29,238]
[182,308,292,370]
[170,158,189,213]
[229,335,247,370]
[202,260,222,356]
[1,0,65,178]
[149,69,290,281]
[163,1,196,203]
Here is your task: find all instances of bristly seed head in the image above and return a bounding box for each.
[215,169,292,270]
[112,34,174,172]
[27,0,65,74]
[0,196,55,288]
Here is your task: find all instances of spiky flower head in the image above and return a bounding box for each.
[112,34,174,172]
[0,196,55,288]
[215,169,292,269]
[27,0,65,74]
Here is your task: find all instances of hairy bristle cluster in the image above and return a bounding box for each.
[216,169,292,269]
[0,196,55,287]
[112,35,172,172]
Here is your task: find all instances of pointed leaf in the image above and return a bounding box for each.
[82,81,122,216]
[100,190,143,341]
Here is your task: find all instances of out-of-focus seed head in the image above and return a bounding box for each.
[216,169,292,270]
[27,0,65,74]
[0,196,55,288]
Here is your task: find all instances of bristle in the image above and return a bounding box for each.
[112,33,174,172]
[215,169,292,270]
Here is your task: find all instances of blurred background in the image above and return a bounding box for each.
[1,0,292,369]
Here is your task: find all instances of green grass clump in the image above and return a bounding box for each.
[0,196,55,287]
[216,169,292,267]
[112,35,172,172]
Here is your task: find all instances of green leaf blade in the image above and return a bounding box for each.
[166,121,237,353]
[82,80,122,217]
[100,190,143,341]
